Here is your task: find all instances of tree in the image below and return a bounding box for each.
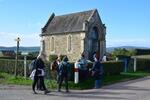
[112,48,136,57]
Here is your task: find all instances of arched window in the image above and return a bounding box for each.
[67,35,72,52]
[92,27,98,40]
[51,37,54,51]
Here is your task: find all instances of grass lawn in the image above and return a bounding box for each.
[0,71,150,90]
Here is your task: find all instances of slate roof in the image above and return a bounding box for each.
[42,9,96,35]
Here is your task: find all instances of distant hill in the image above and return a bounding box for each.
[0,46,40,53]
[107,46,150,53]
[1,46,150,53]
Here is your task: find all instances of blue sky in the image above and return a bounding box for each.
[0,0,150,47]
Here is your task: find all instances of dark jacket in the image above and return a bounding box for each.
[58,56,69,77]
[35,58,45,76]
[91,61,103,80]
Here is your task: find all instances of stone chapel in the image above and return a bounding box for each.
[40,9,106,61]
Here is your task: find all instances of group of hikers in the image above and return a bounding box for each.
[29,51,104,94]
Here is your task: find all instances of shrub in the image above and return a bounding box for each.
[49,54,66,62]
[135,49,150,55]
[136,59,150,71]
[0,59,32,76]
[102,61,124,75]
[49,55,58,62]
[128,59,150,72]
[87,61,124,75]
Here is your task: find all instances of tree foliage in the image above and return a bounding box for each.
[112,48,136,57]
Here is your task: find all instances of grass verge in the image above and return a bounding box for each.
[0,71,150,90]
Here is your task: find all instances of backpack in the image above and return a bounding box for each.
[59,62,68,75]
[29,59,37,71]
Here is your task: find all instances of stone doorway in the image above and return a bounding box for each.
[88,27,99,61]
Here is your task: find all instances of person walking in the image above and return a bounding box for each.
[91,52,103,88]
[51,54,61,82]
[76,52,88,81]
[57,56,70,92]
[31,53,50,94]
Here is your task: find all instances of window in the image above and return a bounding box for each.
[67,35,72,52]
[51,37,54,51]
[92,27,98,40]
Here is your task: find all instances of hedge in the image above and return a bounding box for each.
[0,59,32,76]
[127,58,150,72]
[102,61,124,75]
[0,59,53,79]
[49,61,124,81]
[87,61,124,75]
[135,49,150,55]
[0,59,124,81]
[0,55,36,60]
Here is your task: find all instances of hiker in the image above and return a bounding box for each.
[31,53,50,94]
[76,52,88,81]
[91,52,103,88]
[51,54,61,82]
[57,56,70,92]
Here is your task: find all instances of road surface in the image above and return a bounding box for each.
[0,76,150,100]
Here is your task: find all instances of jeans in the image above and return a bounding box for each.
[95,79,102,88]
[32,76,46,92]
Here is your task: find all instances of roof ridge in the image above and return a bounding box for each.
[55,9,97,17]
[41,9,100,34]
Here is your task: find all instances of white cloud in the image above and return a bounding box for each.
[0,32,40,47]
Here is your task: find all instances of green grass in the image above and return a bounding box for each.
[103,72,148,86]
[0,73,32,85]
[48,71,150,89]
[0,71,150,90]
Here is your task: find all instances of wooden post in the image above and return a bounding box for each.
[24,56,27,79]
[134,58,137,72]
[14,37,20,77]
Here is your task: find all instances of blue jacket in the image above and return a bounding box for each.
[91,61,103,79]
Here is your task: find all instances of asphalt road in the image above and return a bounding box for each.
[0,76,150,100]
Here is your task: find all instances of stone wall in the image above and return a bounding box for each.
[43,32,84,61]
[84,10,106,59]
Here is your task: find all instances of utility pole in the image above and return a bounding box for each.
[14,37,21,77]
